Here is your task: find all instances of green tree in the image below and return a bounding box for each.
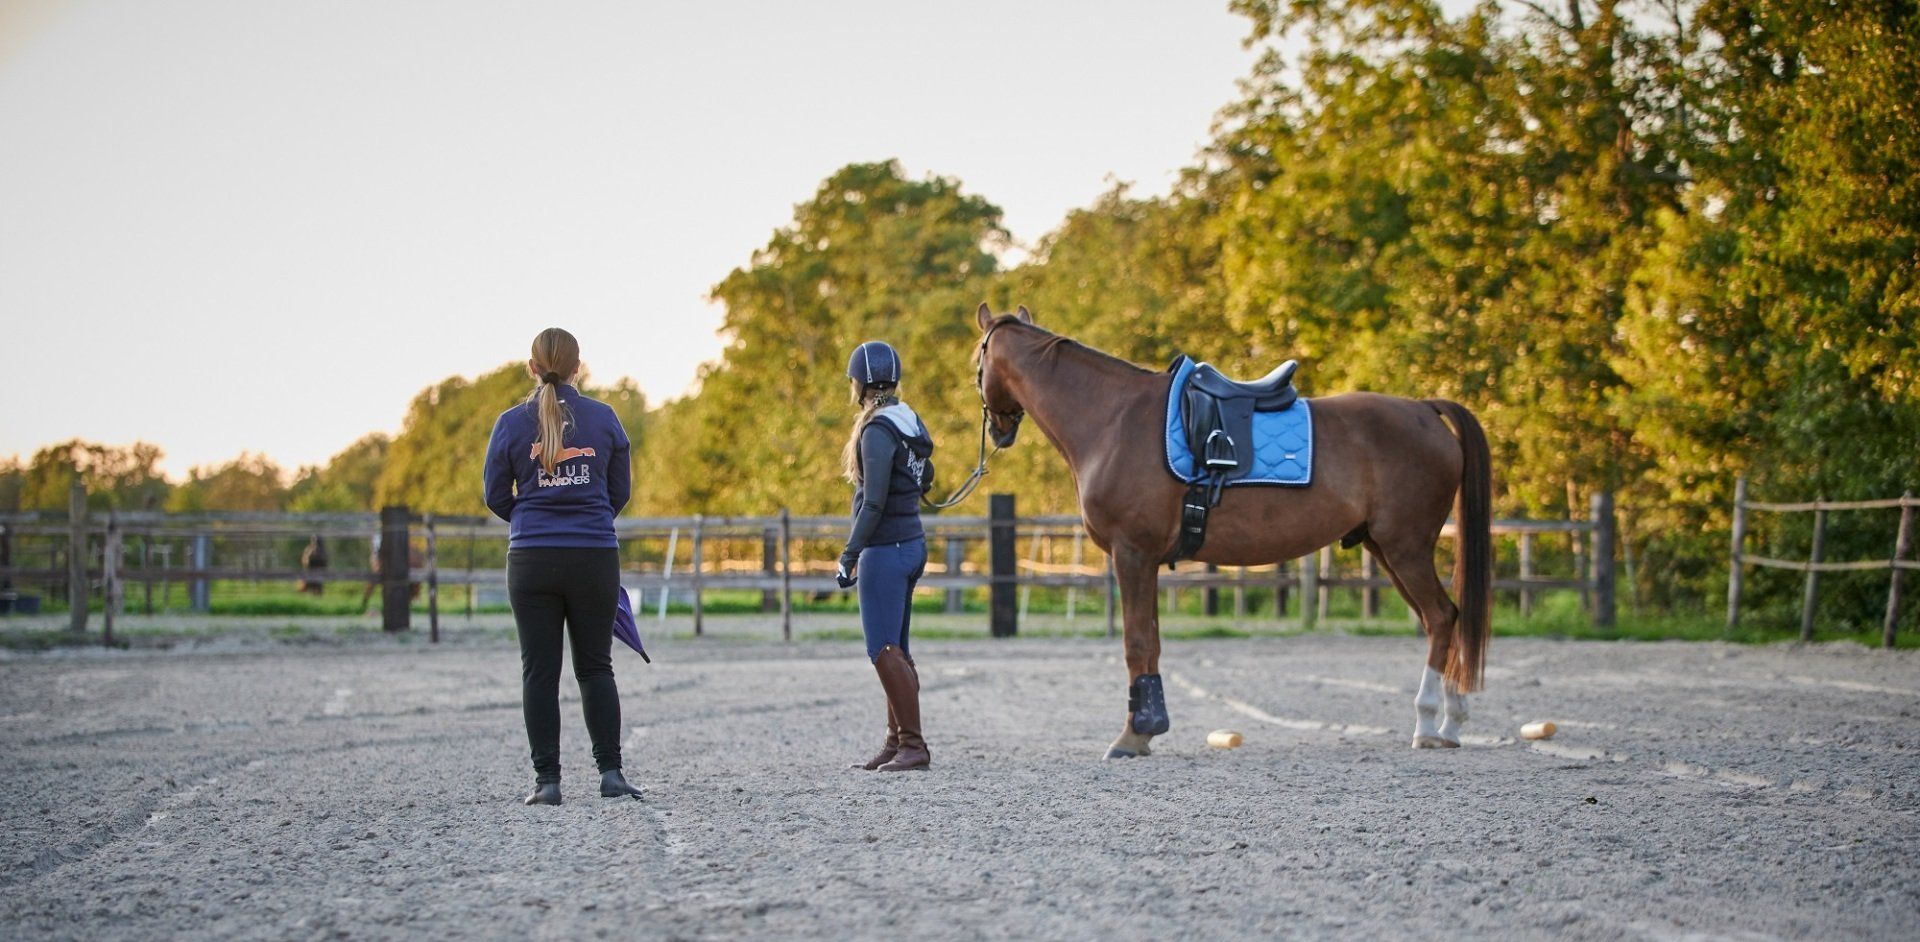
[641,161,1004,515]
[1615,0,1920,611]
[18,441,171,511]
[167,453,289,512]
[286,434,391,512]
[0,457,22,513]
[1216,0,1699,514]
[377,365,646,516]
[992,182,1229,512]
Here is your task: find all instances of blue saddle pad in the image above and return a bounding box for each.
[1164,356,1313,487]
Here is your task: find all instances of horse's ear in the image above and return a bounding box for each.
[976,302,994,332]
[1015,305,1032,324]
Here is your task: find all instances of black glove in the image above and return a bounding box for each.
[835,552,859,589]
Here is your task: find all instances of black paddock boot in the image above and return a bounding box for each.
[873,647,929,772]
[852,702,899,771]
[523,782,562,806]
[599,769,643,799]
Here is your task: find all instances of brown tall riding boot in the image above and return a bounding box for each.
[873,646,929,771]
[852,701,898,770]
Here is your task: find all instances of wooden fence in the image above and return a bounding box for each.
[1726,475,1917,648]
[2,484,1617,645]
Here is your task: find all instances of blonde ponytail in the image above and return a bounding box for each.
[526,328,582,476]
[841,378,897,483]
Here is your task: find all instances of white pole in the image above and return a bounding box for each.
[1018,528,1044,622]
[658,526,679,623]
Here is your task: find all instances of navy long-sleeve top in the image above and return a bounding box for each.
[483,385,631,548]
[841,402,934,561]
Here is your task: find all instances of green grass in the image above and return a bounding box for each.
[7,579,1911,650]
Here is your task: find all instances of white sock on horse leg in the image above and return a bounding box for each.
[1414,665,1442,740]
[1439,682,1468,743]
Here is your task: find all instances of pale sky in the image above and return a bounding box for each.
[0,1,1257,477]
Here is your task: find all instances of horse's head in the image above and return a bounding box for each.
[974,302,1032,447]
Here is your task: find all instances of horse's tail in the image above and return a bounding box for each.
[1426,399,1491,694]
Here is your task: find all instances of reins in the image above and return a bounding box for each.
[921,320,1022,510]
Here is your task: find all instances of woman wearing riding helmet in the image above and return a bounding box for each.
[836,340,937,772]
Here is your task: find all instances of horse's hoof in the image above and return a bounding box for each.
[1411,735,1458,750]
[1104,746,1138,760]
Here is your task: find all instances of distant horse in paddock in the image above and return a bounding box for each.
[298,535,328,595]
[357,538,423,614]
[970,304,1491,758]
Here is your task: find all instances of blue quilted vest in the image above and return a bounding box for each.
[853,403,935,546]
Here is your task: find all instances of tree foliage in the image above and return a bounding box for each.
[12,441,171,512]
[375,364,647,517]
[167,453,289,512]
[635,161,1004,515]
[286,434,390,512]
[7,2,1913,624]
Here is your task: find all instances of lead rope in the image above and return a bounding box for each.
[921,320,1016,510]
[921,406,995,509]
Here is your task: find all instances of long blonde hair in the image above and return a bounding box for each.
[527,328,582,476]
[841,378,898,483]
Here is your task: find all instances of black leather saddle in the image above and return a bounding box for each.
[1188,361,1298,410]
[1180,358,1300,481]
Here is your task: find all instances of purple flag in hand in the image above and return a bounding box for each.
[613,588,651,663]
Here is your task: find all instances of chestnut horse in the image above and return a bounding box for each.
[971,304,1491,758]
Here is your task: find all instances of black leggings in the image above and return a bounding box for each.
[507,547,623,783]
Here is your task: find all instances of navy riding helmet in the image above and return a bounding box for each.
[847,340,902,386]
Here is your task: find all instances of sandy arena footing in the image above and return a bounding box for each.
[2,633,1916,940]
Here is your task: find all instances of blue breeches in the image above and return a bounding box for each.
[857,537,927,661]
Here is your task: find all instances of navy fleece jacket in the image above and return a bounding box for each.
[483,385,631,548]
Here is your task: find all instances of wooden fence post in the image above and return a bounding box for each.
[945,537,965,614]
[380,505,410,633]
[68,482,87,636]
[1301,552,1319,631]
[464,529,475,621]
[190,533,210,613]
[1571,483,1589,612]
[1317,546,1333,621]
[1018,528,1042,622]
[989,494,1017,637]
[1104,552,1117,638]
[1727,474,1748,630]
[691,515,705,637]
[1519,532,1535,619]
[762,528,779,613]
[425,514,439,643]
[778,509,792,642]
[102,512,121,647]
[1066,528,1084,624]
[1361,550,1380,619]
[1883,493,1912,650]
[141,536,154,614]
[1800,504,1827,643]
[1591,491,1617,630]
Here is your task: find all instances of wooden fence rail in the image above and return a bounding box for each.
[1726,474,1916,648]
[3,489,1617,645]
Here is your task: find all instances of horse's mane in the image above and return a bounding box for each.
[975,317,1152,376]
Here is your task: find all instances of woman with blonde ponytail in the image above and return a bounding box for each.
[835,340,937,772]
[483,328,641,805]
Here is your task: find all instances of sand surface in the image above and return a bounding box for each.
[2,632,1916,940]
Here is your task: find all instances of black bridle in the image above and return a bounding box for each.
[922,319,1025,509]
